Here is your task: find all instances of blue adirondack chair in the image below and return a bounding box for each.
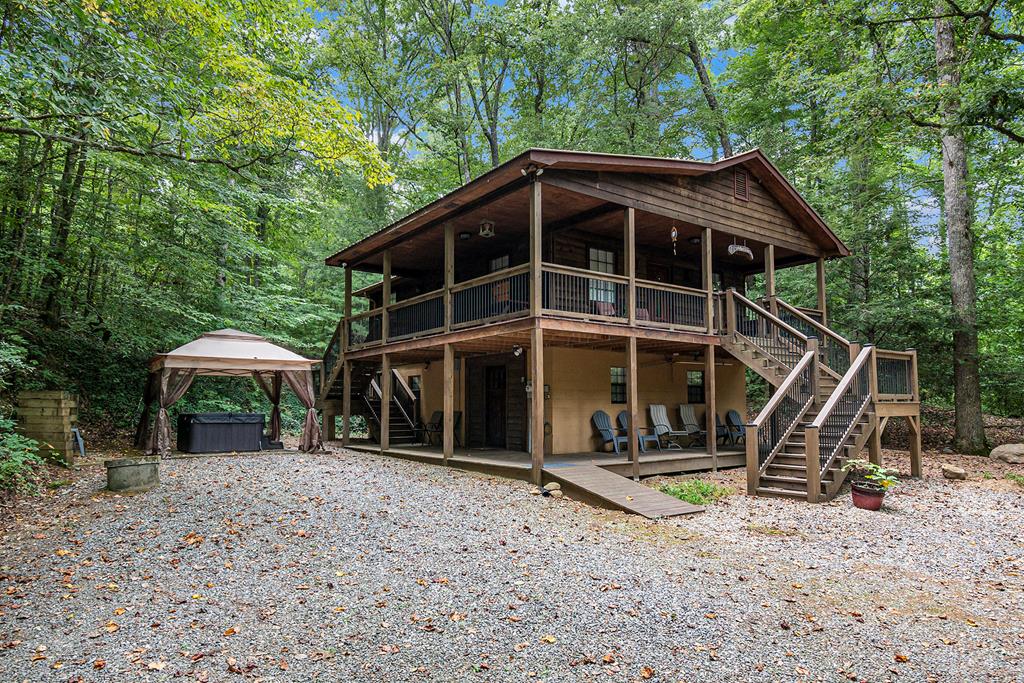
[592,410,629,454]
[715,413,731,445]
[648,404,684,450]
[725,409,746,445]
[617,410,662,453]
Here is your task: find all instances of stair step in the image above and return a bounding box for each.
[765,464,836,481]
[755,486,807,499]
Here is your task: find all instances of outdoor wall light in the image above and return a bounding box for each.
[458,231,472,241]
[512,345,523,357]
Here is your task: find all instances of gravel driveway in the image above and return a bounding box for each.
[1,447,1022,682]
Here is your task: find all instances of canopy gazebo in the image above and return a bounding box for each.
[135,329,322,456]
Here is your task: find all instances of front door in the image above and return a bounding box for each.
[485,365,507,448]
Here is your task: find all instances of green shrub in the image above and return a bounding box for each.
[0,415,45,493]
[659,479,733,506]
[1006,473,1024,489]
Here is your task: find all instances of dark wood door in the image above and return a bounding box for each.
[485,365,507,448]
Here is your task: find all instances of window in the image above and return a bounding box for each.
[610,366,626,404]
[734,169,749,200]
[588,247,616,304]
[408,375,421,392]
[687,370,705,404]
[489,254,509,272]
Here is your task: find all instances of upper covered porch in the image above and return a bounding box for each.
[322,149,849,366]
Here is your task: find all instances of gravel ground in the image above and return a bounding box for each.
[1,447,1022,682]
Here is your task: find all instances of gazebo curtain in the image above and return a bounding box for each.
[253,371,282,442]
[147,369,196,456]
[282,370,322,452]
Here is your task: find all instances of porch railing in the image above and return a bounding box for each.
[322,320,343,380]
[744,349,817,494]
[636,279,706,330]
[387,288,445,341]
[451,264,530,328]
[876,349,916,402]
[772,297,851,376]
[541,263,628,321]
[727,289,809,369]
[347,309,383,348]
[805,345,875,501]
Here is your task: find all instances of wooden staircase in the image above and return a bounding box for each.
[721,290,879,503]
[319,360,420,445]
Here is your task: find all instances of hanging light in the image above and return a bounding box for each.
[670,225,678,256]
[728,237,754,261]
[479,220,496,238]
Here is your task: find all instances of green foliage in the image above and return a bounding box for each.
[1006,473,1024,489]
[659,479,733,506]
[843,459,900,491]
[0,415,45,493]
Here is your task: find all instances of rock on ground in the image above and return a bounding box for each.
[0,447,1021,682]
[990,443,1024,464]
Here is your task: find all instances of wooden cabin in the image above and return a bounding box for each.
[317,149,921,509]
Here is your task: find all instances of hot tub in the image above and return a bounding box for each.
[176,413,265,453]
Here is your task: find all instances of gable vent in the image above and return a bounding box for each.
[733,169,749,200]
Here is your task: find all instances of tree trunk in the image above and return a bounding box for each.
[41,142,88,324]
[686,37,732,159]
[935,9,987,454]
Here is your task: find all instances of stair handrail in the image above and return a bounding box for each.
[744,349,818,494]
[366,373,417,433]
[728,289,810,342]
[726,289,810,371]
[769,297,851,377]
[804,345,876,500]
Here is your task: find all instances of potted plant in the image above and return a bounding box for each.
[842,459,899,510]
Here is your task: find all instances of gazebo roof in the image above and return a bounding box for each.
[149,329,318,376]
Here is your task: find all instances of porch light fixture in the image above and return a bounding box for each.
[728,237,754,261]
[688,236,702,245]
[479,220,496,238]
[512,345,523,357]
[458,231,472,241]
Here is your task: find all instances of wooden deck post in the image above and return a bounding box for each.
[764,244,776,299]
[807,337,820,403]
[805,425,821,503]
[325,410,336,441]
[343,266,352,350]
[625,207,636,325]
[702,227,714,333]
[530,326,544,485]
[341,359,352,446]
[381,251,391,342]
[443,343,454,463]
[529,178,542,317]
[380,354,391,452]
[725,288,737,337]
[444,222,454,332]
[745,425,759,495]
[705,343,717,470]
[907,414,922,477]
[626,336,639,480]
[816,257,827,325]
[866,345,881,466]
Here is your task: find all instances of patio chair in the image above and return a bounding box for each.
[647,404,684,450]
[715,413,730,445]
[616,410,662,453]
[592,410,629,455]
[677,404,707,446]
[725,409,746,445]
[594,301,617,317]
[421,410,462,447]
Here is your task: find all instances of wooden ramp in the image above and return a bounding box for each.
[543,464,703,518]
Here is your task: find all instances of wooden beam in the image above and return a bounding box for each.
[705,343,717,468]
[702,227,714,333]
[626,336,639,480]
[380,252,387,342]
[530,326,544,485]
[380,354,391,452]
[443,343,454,463]
[341,359,352,446]
[815,257,827,325]
[805,426,820,503]
[625,207,636,325]
[324,410,335,441]
[529,179,543,317]
[764,244,776,298]
[343,267,352,350]
[444,222,454,332]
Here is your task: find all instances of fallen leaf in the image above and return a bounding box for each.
[539,634,557,644]
[640,666,654,679]
[895,653,909,663]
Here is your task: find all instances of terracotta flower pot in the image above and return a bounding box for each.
[851,481,885,511]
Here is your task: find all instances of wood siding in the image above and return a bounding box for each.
[543,169,823,256]
[466,352,526,451]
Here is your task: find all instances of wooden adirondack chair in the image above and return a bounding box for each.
[725,409,746,445]
[648,404,684,450]
[617,410,662,453]
[592,410,629,454]
[677,404,707,446]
